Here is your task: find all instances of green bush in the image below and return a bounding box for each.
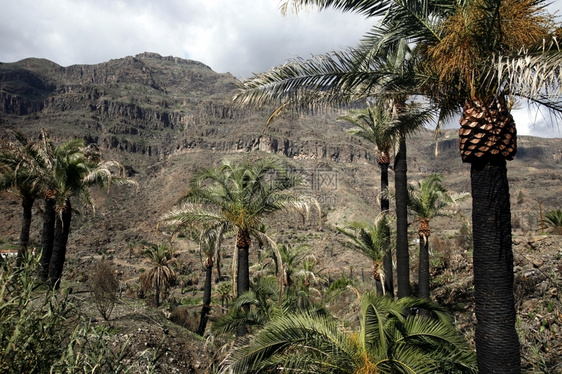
[0,255,142,374]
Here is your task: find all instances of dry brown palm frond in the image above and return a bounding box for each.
[499,0,554,50]
[426,0,556,92]
[426,8,479,90]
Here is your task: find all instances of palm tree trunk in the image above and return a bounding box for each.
[380,163,394,297]
[49,199,71,289]
[40,194,56,281]
[155,283,160,307]
[215,247,222,283]
[16,197,34,267]
[418,235,430,300]
[395,136,410,298]
[236,229,251,337]
[471,159,520,373]
[197,259,213,336]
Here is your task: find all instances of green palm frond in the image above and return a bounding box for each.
[336,213,391,262]
[407,173,455,221]
[163,157,316,238]
[222,292,476,374]
[234,47,411,110]
[544,209,562,230]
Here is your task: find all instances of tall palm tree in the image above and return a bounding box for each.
[0,131,44,265]
[220,292,477,374]
[160,157,318,335]
[338,104,396,295]
[237,1,562,370]
[336,214,391,294]
[187,226,227,336]
[407,173,455,301]
[353,1,561,371]
[139,244,177,307]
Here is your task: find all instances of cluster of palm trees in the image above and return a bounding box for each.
[159,157,320,336]
[156,155,478,371]
[0,129,136,287]
[151,0,562,366]
[230,0,562,371]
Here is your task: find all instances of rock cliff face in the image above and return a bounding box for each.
[0,53,374,165]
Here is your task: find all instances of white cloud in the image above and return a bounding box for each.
[0,0,372,78]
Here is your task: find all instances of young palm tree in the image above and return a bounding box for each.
[0,131,44,265]
[160,157,318,335]
[220,292,477,374]
[407,173,455,301]
[235,1,562,370]
[139,244,177,307]
[213,273,330,337]
[336,213,391,294]
[544,209,562,235]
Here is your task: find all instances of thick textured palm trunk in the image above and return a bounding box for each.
[395,136,410,298]
[236,229,251,337]
[17,197,34,266]
[49,200,71,289]
[380,162,394,297]
[471,160,520,373]
[40,194,56,281]
[460,99,519,373]
[197,258,213,336]
[418,236,430,300]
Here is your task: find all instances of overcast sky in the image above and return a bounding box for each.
[0,0,561,138]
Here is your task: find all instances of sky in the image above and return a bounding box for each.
[0,0,561,138]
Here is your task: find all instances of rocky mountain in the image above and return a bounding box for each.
[1,52,561,251]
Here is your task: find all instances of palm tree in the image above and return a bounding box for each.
[338,104,396,295]
[221,292,477,374]
[160,157,318,335]
[139,244,177,307]
[237,1,562,370]
[351,1,561,371]
[0,131,44,265]
[336,213,391,294]
[36,132,137,288]
[407,173,455,301]
[189,226,227,336]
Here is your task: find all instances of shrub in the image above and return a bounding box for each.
[0,255,142,374]
[89,260,120,321]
